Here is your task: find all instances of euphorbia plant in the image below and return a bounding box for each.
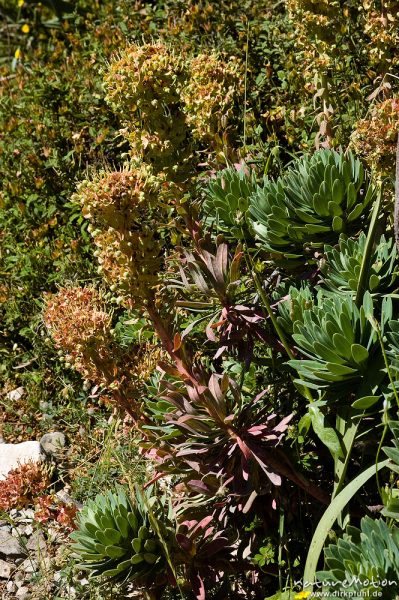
[44,90,399,598]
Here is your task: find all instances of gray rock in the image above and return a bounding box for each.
[26,531,46,554]
[0,441,44,480]
[14,571,25,584]
[40,431,65,455]
[19,558,38,574]
[0,559,13,579]
[0,530,26,559]
[6,387,25,401]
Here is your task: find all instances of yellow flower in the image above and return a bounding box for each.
[18,0,24,6]
[295,593,311,600]
[21,24,30,33]
[14,48,21,60]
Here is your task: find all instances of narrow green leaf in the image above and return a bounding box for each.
[303,459,389,590]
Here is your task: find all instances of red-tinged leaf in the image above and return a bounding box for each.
[171,422,208,436]
[242,314,263,323]
[176,446,209,456]
[227,442,237,456]
[189,515,214,539]
[243,490,258,514]
[187,385,202,404]
[193,573,205,600]
[142,471,167,489]
[242,541,252,559]
[187,480,211,495]
[253,388,269,403]
[251,451,282,486]
[264,470,282,486]
[157,361,181,377]
[173,332,182,352]
[214,345,228,359]
[208,374,224,402]
[230,247,243,283]
[185,460,201,472]
[196,385,209,396]
[181,520,197,530]
[206,319,217,341]
[224,414,235,424]
[220,372,230,394]
[274,413,294,432]
[236,436,253,461]
[176,533,193,553]
[215,242,228,283]
[210,319,226,329]
[247,425,268,436]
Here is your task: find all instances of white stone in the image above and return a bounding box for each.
[16,586,30,599]
[6,581,17,593]
[6,387,25,401]
[0,442,44,480]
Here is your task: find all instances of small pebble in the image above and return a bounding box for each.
[6,580,17,593]
[0,559,13,579]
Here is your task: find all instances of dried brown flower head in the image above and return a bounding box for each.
[0,461,52,511]
[44,286,115,384]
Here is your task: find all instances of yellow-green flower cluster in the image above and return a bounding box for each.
[351,98,399,176]
[104,43,242,173]
[74,169,167,306]
[288,0,399,75]
[182,53,242,144]
[104,43,188,172]
[361,0,399,69]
